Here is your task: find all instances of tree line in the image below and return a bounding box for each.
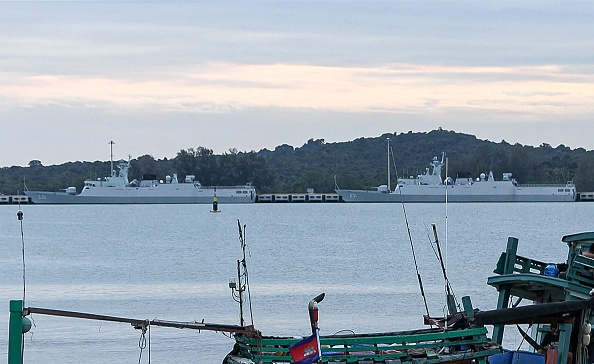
[2,129,594,195]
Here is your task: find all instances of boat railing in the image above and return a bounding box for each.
[493,241,594,290]
[493,252,548,275]
[565,254,594,288]
[196,185,255,190]
[517,183,572,188]
[234,327,500,363]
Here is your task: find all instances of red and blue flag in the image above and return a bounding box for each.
[289,332,320,364]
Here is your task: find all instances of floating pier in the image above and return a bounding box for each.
[256,193,341,203]
[0,195,32,204]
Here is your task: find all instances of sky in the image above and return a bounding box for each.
[1,1,593,167]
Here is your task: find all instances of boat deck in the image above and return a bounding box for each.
[229,327,500,364]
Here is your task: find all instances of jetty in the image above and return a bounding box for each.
[255,192,341,203]
[0,195,31,204]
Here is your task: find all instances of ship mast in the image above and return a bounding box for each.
[387,137,391,192]
[109,141,115,177]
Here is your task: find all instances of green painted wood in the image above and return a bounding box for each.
[503,237,518,274]
[8,300,23,364]
[493,252,507,274]
[492,285,510,345]
[556,323,572,364]
[242,327,489,348]
[237,327,495,364]
[462,296,474,318]
[237,347,502,364]
[574,254,594,269]
[562,232,594,244]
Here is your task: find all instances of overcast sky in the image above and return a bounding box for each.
[1,1,593,167]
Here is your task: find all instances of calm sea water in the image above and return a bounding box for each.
[0,202,593,363]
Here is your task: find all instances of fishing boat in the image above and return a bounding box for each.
[482,231,594,364]
[223,231,594,364]
[336,141,576,203]
[24,145,256,204]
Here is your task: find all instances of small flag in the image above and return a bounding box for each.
[289,332,320,364]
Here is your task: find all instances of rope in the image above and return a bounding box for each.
[137,321,150,364]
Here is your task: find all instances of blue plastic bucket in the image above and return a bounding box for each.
[511,350,545,364]
[544,263,559,277]
[489,349,513,364]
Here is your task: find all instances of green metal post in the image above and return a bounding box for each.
[491,286,510,344]
[446,294,457,315]
[492,237,518,344]
[556,323,571,364]
[503,237,518,274]
[8,300,24,364]
[462,296,474,318]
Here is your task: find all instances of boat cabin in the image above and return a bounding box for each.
[487,232,594,364]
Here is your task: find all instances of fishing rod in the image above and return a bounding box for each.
[389,141,431,319]
[425,223,459,314]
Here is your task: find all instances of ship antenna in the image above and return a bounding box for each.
[444,155,449,327]
[109,141,115,176]
[387,137,391,192]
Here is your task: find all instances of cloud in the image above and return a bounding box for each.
[1,1,593,166]
[1,63,592,117]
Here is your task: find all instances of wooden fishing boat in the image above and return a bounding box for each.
[225,323,501,364]
[223,232,594,364]
[480,232,594,364]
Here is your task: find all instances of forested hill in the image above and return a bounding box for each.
[2,129,594,195]
[259,128,594,192]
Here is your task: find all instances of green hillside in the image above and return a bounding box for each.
[2,129,594,195]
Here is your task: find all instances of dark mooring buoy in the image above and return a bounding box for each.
[210,195,220,213]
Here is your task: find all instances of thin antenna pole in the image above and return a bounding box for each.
[387,138,391,192]
[444,156,449,327]
[109,141,115,176]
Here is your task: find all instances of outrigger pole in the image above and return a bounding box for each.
[8,300,258,364]
[22,306,256,334]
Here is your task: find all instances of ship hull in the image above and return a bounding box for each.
[337,184,576,203]
[25,185,256,204]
